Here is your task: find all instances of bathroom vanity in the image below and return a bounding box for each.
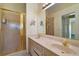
[29,35,79,56]
[29,38,58,56]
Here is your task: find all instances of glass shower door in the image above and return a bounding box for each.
[2,10,21,55]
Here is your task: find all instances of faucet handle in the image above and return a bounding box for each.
[63,39,69,47]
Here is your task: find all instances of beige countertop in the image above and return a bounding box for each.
[29,35,79,56]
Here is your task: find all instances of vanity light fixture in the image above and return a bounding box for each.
[42,3,55,10]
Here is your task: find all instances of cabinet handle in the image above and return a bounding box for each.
[33,48,39,56]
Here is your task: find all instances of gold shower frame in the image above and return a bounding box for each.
[0,8,26,55]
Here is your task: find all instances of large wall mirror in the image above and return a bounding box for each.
[46,3,79,40]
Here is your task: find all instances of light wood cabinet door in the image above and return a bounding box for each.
[29,39,44,56]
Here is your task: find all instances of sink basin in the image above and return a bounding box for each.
[51,43,76,54]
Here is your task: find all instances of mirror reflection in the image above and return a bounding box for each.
[62,13,77,39]
[46,3,79,40]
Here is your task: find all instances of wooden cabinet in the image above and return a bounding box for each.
[44,48,58,56]
[29,38,58,56]
[29,38,44,56]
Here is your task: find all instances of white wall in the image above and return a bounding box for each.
[46,4,79,39]
[37,4,46,34]
[26,3,38,36]
[37,10,46,34]
[27,3,45,36]
[26,3,46,53]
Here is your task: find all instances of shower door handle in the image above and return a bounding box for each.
[1,18,7,24]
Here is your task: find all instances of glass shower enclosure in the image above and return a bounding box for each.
[0,8,26,55]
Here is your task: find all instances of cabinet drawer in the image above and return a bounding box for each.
[34,43,44,53]
[44,48,58,56]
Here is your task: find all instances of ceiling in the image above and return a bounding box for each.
[46,3,77,16]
